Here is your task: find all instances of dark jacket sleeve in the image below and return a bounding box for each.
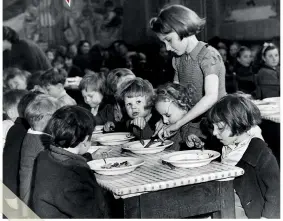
[258,150,280,218]
[57,171,108,218]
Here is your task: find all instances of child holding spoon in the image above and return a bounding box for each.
[155,83,205,150]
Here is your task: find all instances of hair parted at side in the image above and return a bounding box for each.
[39,68,68,87]
[150,4,206,39]
[79,70,106,94]
[116,77,155,108]
[3,26,20,44]
[44,105,95,148]
[155,83,195,111]
[18,90,43,118]
[206,93,261,136]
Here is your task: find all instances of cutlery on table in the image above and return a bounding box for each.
[161,160,175,170]
[139,128,145,145]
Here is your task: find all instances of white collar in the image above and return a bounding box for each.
[27,128,51,136]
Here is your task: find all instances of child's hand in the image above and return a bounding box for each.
[131,117,146,130]
[153,119,164,137]
[104,121,115,132]
[186,134,204,149]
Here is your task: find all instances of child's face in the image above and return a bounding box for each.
[44,84,62,98]
[155,100,187,125]
[263,49,279,68]
[237,50,252,67]
[78,136,91,155]
[46,51,54,61]
[157,32,188,56]
[229,44,239,57]
[7,76,27,90]
[212,122,237,146]
[65,58,73,67]
[124,96,151,119]
[218,48,227,63]
[82,89,103,109]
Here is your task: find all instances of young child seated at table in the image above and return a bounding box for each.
[116,77,160,139]
[3,89,28,146]
[103,68,136,132]
[154,83,205,150]
[39,68,76,106]
[4,68,31,90]
[19,94,59,206]
[31,106,109,218]
[206,93,280,219]
[79,71,115,125]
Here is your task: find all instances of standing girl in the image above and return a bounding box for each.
[150,5,226,140]
[256,43,280,99]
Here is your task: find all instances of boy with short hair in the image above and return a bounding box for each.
[19,94,59,206]
[39,68,76,106]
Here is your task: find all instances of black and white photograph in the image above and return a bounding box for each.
[2,0,280,219]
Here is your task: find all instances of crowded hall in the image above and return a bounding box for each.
[2,0,280,219]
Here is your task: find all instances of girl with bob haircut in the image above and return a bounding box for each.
[155,83,205,150]
[116,77,159,140]
[31,106,109,218]
[256,42,280,99]
[206,93,279,219]
[150,5,226,141]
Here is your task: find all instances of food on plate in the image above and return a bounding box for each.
[101,161,132,169]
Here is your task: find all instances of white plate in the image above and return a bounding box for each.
[93,125,104,134]
[94,132,135,145]
[258,105,279,111]
[262,97,280,103]
[87,146,110,154]
[88,157,144,175]
[123,140,174,154]
[161,150,220,168]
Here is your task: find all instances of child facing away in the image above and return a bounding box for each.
[3,89,28,146]
[39,68,77,106]
[256,42,280,99]
[154,83,205,150]
[103,68,136,132]
[79,71,115,125]
[206,93,279,218]
[19,94,59,207]
[31,106,109,218]
[116,77,160,140]
[3,91,42,211]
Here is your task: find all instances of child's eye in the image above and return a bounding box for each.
[165,114,170,118]
[126,103,131,106]
[136,100,141,104]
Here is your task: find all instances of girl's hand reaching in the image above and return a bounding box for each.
[186,134,204,149]
[104,121,115,132]
[131,117,146,130]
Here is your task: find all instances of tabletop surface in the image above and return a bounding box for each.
[252,97,280,123]
[94,147,244,197]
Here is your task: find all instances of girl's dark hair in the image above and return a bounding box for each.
[44,106,95,148]
[155,83,195,111]
[206,93,261,136]
[150,5,206,40]
[236,46,251,58]
[3,26,20,44]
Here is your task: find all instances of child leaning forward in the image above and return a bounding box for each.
[206,93,279,219]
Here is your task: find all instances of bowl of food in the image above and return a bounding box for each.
[93,125,104,134]
[94,132,135,145]
[161,150,220,168]
[87,157,144,175]
[123,140,174,154]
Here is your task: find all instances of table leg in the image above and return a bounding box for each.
[212,180,235,218]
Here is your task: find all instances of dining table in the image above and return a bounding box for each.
[92,146,244,218]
